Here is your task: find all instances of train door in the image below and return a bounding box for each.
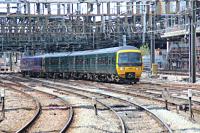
[73,56,75,72]
[83,55,85,72]
[95,54,98,73]
[84,55,89,72]
[89,55,96,73]
[65,56,69,72]
[58,57,61,73]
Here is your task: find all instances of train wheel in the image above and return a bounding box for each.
[86,74,90,80]
[134,78,139,84]
[100,75,106,82]
[88,74,92,80]
[106,75,111,83]
[94,74,99,81]
[114,76,120,83]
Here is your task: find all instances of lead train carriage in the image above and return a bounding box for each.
[20,46,143,83]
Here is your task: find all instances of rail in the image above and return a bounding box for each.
[97,100,126,133]
[60,103,74,133]
[16,100,41,133]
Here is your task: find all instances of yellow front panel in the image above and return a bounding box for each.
[116,49,143,79]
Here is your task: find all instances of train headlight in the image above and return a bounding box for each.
[120,67,125,71]
[136,67,140,70]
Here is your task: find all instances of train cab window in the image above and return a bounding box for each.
[118,52,142,66]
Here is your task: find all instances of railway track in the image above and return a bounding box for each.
[43,83,168,132]
[26,76,200,132]
[5,73,200,132]
[0,76,73,133]
[12,75,172,133]
[157,70,200,79]
[71,79,200,116]
[6,75,125,132]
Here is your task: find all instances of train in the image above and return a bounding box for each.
[20,46,143,83]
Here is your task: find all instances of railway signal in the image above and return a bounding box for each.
[92,97,98,116]
[162,88,170,110]
[188,89,194,119]
[0,88,5,119]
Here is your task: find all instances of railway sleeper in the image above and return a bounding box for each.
[42,106,69,110]
[181,77,190,82]
[114,108,139,112]
[5,107,35,111]
[72,105,109,111]
[160,76,168,80]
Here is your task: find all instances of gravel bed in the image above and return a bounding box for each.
[0,87,36,132]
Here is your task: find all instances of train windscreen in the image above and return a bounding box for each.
[118,52,142,66]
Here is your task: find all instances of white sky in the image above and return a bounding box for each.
[0,1,187,15]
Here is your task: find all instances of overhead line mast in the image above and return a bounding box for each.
[190,0,197,83]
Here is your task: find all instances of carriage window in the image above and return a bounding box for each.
[101,57,104,64]
[105,57,108,64]
[87,58,90,64]
[98,57,102,64]
[112,57,115,65]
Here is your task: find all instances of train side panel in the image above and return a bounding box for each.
[47,57,60,73]
[32,57,42,73]
[60,56,68,73]
[95,53,116,74]
[20,57,33,75]
[84,55,90,72]
[75,56,84,73]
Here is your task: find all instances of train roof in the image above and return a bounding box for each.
[69,46,138,56]
[22,52,68,59]
[22,46,139,58]
[39,52,69,58]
